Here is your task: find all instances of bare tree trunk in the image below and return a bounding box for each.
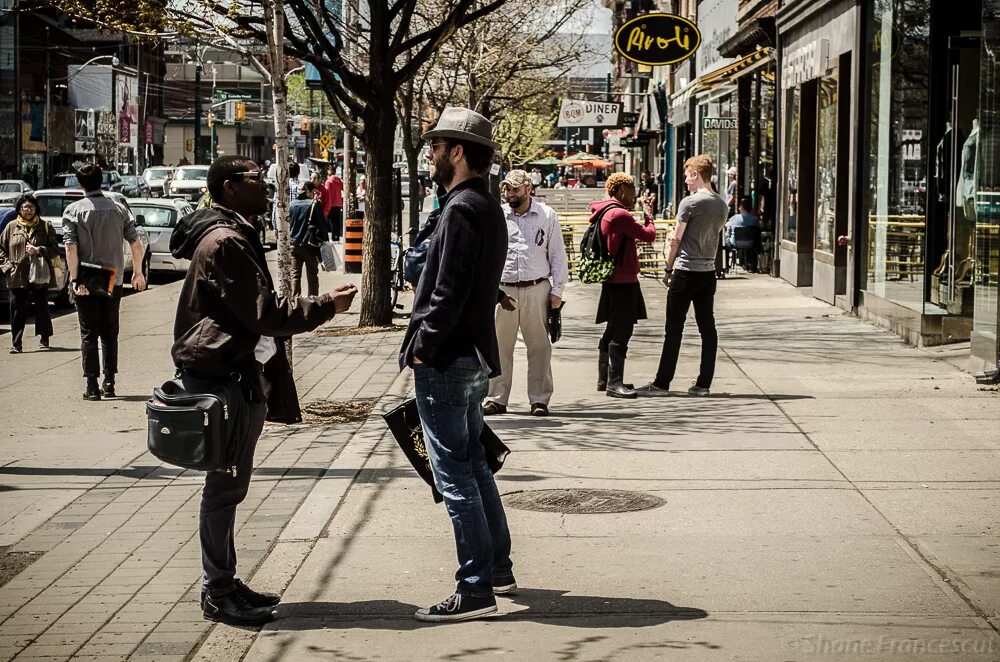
[358,104,397,327]
[399,80,422,244]
[263,0,294,365]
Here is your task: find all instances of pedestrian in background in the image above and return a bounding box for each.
[725,196,761,273]
[324,167,344,241]
[288,181,328,297]
[530,167,543,188]
[636,154,729,398]
[170,155,357,626]
[590,173,656,399]
[398,106,515,623]
[63,163,146,401]
[483,169,568,417]
[640,170,659,216]
[0,194,58,353]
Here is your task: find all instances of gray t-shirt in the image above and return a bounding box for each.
[674,190,729,272]
[62,192,139,286]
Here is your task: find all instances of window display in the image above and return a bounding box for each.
[783,88,800,243]
[815,71,839,253]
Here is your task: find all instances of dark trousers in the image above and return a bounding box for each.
[654,270,718,389]
[328,207,342,241]
[75,286,122,379]
[200,398,268,595]
[9,286,52,349]
[291,244,320,297]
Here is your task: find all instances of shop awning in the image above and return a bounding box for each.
[697,47,774,88]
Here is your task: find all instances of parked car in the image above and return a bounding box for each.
[51,170,125,193]
[0,180,33,205]
[142,166,175,198]
[166,165,209,202]
[121,175,151,198]
[129,198,195,272]
[33,189,150,306]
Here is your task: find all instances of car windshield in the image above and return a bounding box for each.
[35,195,83,219]
[144,168,171,180]
[175,168,208,181]
[56,174,80,188]
[131,206,176,228]
[0,183,21,193]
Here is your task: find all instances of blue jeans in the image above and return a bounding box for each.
[413,355,514,598]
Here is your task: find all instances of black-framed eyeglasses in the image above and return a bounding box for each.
[229,170,265,182]
[427,141,449,153]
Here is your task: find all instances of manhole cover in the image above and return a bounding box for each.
[503,489,664,514]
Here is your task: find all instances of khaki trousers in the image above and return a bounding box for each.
[487,281,553,407]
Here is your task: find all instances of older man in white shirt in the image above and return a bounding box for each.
[484,170,569,417]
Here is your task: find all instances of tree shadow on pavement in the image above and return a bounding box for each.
[270,589,707,631]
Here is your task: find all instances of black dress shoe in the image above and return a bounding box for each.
[101,380,116,398]
[202,591,275,626]
[606,383,637,399]
[83,381,101,401]
[202,579,280,610]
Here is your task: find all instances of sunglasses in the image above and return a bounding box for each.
[229,170,265,182]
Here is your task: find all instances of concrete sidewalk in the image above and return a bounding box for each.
[199,274,1000,661]
[0,257,404,661]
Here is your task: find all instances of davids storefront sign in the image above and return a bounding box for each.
[614,13,700,67]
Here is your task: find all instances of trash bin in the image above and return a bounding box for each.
[345,215,364,274]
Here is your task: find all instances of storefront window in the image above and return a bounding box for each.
[863,0,930,310]
[699,90,737,191]
[783,88,800,243]
[974,2,1000,372]
[815,71,839,253]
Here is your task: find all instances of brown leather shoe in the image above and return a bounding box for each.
[483,401,507,416]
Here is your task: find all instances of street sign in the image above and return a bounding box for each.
[557,99,622,128]
[702,117,738,130]
[318,133,333,149]
[621,111,640,126]
[215,90,260,103]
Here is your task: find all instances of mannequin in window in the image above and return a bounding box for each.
[956,118,979,219]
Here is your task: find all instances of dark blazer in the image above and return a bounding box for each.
[170,206,339,422]
[399,176,506,377]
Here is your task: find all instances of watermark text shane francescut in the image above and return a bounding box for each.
[786,635,999,656]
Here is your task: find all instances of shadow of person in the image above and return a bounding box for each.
[270,590,707,631]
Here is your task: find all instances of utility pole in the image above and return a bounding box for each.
[209,63,217,162]
[110,58,117,170]
[194,58,203,164]
[342,0,356,218]
[44,28,51,186]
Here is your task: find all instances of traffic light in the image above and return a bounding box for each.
[234,101,246,121]
[207,111,215,128]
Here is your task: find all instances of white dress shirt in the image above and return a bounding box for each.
[500,198,569,297]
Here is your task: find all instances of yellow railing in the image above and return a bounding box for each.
[867,215,925,280]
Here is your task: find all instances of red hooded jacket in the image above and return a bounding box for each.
[588,199,656,283]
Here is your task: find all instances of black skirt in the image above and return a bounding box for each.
[595,281,647,325]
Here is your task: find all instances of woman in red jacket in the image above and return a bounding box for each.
[589,173,656,398]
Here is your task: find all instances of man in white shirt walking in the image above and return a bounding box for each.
[483,170,568,417]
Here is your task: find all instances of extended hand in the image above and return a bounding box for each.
[500,294,517,311]
[641,197,654,217]
[330,284,358,313]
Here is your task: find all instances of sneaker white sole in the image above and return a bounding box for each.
[493,582,517,595]
[413,604,498,623]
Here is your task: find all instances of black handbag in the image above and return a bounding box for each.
[382,397,510,503]
[146,373,250,476]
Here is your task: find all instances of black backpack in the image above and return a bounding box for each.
[577,203,626,284]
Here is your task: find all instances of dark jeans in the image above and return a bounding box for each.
[654,270,718,390]
[328,207,342,241]
[291,244,320,297]
[413,356,514,598]
[200,395,268,595]
[75,286,122,379]
[9,286,52,349]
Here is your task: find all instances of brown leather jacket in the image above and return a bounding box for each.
[0,219,60,289]
[169,206,337,423]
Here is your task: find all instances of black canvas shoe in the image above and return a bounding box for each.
[202,592,275,626]
[202,579,280,610]
[414,592,497,623]
[493,579,518,595]
[634,382,671,397]
[83,380,101,401]
[101,380,116,398]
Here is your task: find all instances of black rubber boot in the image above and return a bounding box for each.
[606,345,636,399]
[597,350,609,391]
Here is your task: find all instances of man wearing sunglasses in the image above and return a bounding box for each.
[169,155,357,626]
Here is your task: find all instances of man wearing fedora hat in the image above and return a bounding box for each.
[483,169,568,417]
[399,106,516,623]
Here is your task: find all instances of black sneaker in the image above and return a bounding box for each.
[101,380,116,398]
[414,592,497,623]
[201,579,280,610]
[202,591,275,626]
[493,579,518,595]
[83,380,101,401]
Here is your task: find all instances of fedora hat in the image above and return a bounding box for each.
[422,106,500,151]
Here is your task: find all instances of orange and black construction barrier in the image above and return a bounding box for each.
[345,215,364,274]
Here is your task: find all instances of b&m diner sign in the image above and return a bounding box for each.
[614,13,701,67]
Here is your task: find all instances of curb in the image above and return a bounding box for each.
[191,367,413,661]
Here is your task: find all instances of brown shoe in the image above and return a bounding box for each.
[482,401,507,416]
[530,403,549,416]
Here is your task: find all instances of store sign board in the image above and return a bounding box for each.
[783,40,830,89]
[557,99,622,128]
[702,117,737,130]
[614,13,700,67]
